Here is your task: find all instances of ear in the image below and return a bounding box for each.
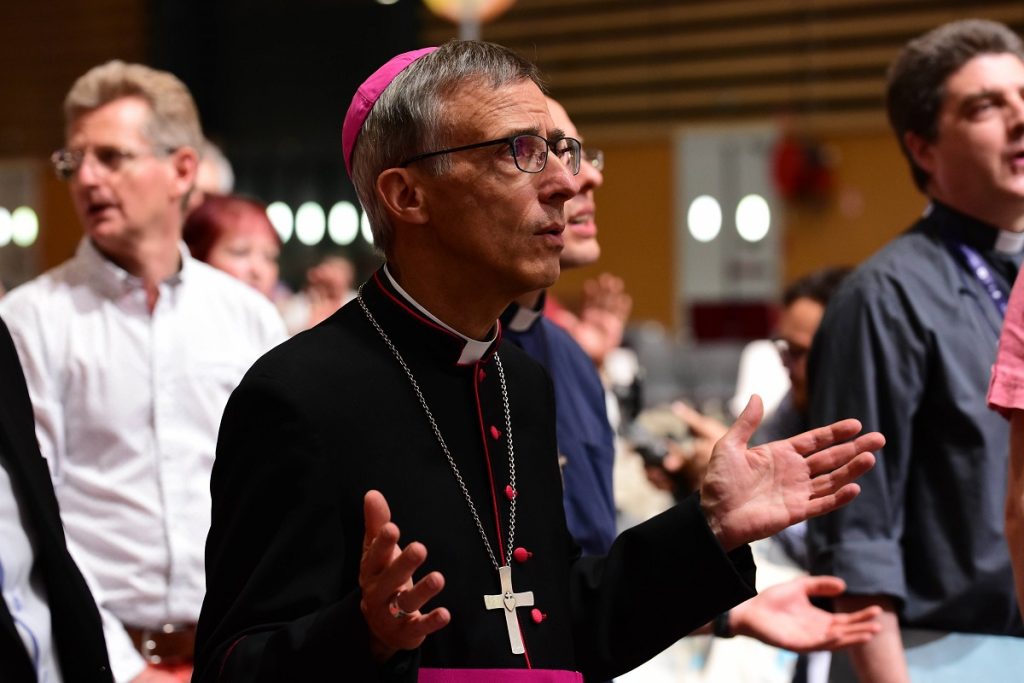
[169,146,200,201]
[903,131,935,176]
[376,168,429,225]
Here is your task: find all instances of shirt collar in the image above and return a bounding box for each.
[925,201,1024,256]
[379,264,498,365]
[76,238,190,298]
[501,292,546,333]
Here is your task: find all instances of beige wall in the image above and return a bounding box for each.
[552,126,923,330]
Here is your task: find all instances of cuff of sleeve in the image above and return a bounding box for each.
[988,364,1024,419]
[809,538,907,605]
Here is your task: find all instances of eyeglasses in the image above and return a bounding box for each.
[50,145,176,181]
[772,338,810,366]
[584,147,604,172]
[400,134,582,175]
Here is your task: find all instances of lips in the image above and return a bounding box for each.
[535,222,565,248]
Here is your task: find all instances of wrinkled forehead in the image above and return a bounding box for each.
[438,77,554,137]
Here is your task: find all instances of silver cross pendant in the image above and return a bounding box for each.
[483,565,535,654]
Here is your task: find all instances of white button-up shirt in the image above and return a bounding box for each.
[0,238,286,681]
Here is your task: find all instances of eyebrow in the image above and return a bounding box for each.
[504,126,568,140]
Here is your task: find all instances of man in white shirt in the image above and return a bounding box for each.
[0,61,285,683]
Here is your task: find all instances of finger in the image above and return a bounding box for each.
[399,606,452,644]
[803,482,862,518]
[671,401,726,440]
[782,419,866,456]
[361,521,401,580]
[363,490,392,549]
[397,570,446,613]
[804,432,885,476]
[809,452,877,498]
[825,627,882,650]
[375,541,429,597]
[798,575,848,598]
[832,605,883,625]
[717,395,764,450]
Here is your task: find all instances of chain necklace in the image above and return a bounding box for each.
[358,292,517,570]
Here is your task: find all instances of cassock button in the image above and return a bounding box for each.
[478,368,487,382]
[505,485,517,500]
[513,547,532,563]
[531,609,547,624]
[490,425,502,440]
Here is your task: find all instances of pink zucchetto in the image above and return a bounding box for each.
[342,46,438,177]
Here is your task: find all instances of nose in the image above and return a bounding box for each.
[541,152,580,205]
[71,152,104,186]
[1010,93,1024,136]
[578,155,604,194]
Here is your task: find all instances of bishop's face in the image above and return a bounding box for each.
[911,53,1024,231]
[414,79,579,299]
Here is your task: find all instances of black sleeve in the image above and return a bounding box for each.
[193,373,414,683]
[571,495,757,681]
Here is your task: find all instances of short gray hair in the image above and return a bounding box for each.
[64,60,203,153]
[350,40,543,258]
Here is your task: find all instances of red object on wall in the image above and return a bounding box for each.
[690,301,780,341]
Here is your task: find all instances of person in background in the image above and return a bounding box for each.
[0,60,286,682]
[194,40,882,682]
[649,267,852,502]
[0,314,112,683]
[186,138,235,212]
[183,193,281,299]
[807,19,1024,682]
[989,247,1024,620]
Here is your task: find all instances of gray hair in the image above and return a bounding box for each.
[887,19,1024,192]
[63,60,203,153]
[350,40,543,258]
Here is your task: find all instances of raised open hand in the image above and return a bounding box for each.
[359,490,450,662]
[700,396,882,551]
[731,576,882,652]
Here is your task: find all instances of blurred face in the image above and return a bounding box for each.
[547,98,604,268]
[65,97,194,253]
[412,79,578,298]
[205,221,280,298]
[909,53,1024,231]
[775,296,824,413]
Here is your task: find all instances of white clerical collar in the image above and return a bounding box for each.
[506,298,544,333]
[383,265,496,365]
[995,230,1024,255]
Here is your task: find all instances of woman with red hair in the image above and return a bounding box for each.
[184,194,281,299]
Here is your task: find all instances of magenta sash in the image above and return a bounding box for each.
[418,669,583,683]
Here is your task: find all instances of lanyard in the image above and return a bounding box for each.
[944,240,1010,338]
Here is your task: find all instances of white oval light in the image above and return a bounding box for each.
[267,202,294,243]
[360,210,374,245]
[328,201,359,246]
[11,206,39,247]
[0,207,12,247]
[687,195,722,243]
[735,194,771,243]
[295,202,326,246]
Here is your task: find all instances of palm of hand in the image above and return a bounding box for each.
[700,396,881,551]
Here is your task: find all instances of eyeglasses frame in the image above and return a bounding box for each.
[399,134,582,175]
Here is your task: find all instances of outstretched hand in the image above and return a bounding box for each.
[359,490,450,662]
[700,395,883,551]
[731,576,882,652]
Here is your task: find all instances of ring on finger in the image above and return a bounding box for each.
[389,591,412,619]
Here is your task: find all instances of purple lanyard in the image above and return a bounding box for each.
[948,241,1009,321]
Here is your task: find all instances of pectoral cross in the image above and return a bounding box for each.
[483,564,534,654]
